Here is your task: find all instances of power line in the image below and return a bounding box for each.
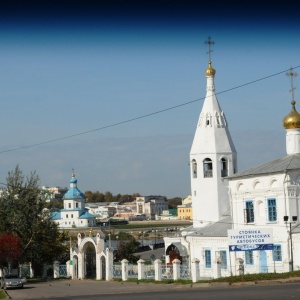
[0,65,299,155]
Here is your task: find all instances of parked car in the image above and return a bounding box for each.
[0,274,23,289]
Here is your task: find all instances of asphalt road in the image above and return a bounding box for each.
[4,280,300,300]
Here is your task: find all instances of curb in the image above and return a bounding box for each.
[231,281,256,286]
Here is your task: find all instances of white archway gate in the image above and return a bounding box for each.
[70,231,113,280]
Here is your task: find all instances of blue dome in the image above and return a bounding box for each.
[64,170,84,200]
[70,178,77,184]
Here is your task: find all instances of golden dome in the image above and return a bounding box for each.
[205,61,216,77]
[283,101,300,129]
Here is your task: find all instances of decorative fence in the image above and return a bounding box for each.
[112,258,195,282]
[59,265,68,277]
[112,264,122,278]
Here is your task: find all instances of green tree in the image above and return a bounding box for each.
[115,237,140,263]
[104,191,113,202]
[0,166,69,275]
[168,197,182,209]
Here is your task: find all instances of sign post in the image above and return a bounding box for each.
[228,228,274,252]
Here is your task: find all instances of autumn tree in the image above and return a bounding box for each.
[104,191,113,202]
[0,165,69,275]
[0,233,22,269]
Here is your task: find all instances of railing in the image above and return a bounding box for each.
[20,265,31,277]
[65,259,288,282]
[161,265,173,280]
[144,265,155,279]
[204,170,213,178]
[59,265,68,277]
[180,265,191,279]
[128,264,138,279]
[221,169,228,177]
[112,264,122,278]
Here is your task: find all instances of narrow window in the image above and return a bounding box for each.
[203,158,213,178]
[66,214,68,218]
[71,214,73,218]
[206,113,211,127]
[245,201,254,223]
[205,250,212,268]
[76,202,79,208]
[245,251,254,265]
[273,245,282,261]
[215,112,222,126]
[192,159,197,178]
[221,158,228,177]
[68,203,71,208]
[138,204,143,213]
[268,198,277,222]
[220,250,227,269]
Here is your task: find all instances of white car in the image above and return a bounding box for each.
[0,274,23,289]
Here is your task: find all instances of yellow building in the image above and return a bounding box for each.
[177,196,192,220]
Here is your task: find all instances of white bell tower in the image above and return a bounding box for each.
[190,37,237,227]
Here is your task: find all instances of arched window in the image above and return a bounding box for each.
[206,113,211,127]
[215,112,222,126]
[203,158,213,178]
[192,159,197,178]
[221,157,228,177]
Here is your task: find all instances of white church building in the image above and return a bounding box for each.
[51,171,96,228]
[164,40,300,278]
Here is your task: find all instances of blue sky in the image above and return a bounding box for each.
[0,0,299,197]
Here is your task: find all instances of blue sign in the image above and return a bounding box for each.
[229,244,274,252]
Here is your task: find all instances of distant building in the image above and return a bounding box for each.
[41,186,68,202]
[51,171,96,228]
[85,202,117,220]
[177,202,192,220]
[157,209,178,220]
[136,196,168,220]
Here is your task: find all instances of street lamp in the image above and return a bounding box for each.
[284,215,298,271]
[151,229,157,249]
[108,233,111,249]
[139,231,144,247]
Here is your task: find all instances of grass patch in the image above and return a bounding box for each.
[112,270,300,285]
[202,270,300,283]
[0,290,6,299]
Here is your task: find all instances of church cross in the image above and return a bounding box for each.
[205,36,215,62]
[286,67,298,101]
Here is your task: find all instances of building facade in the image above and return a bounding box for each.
[164,46,300,277]
[136,196,168,220]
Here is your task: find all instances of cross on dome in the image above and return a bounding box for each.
[205,36,215,62]
[286,67,298,102]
